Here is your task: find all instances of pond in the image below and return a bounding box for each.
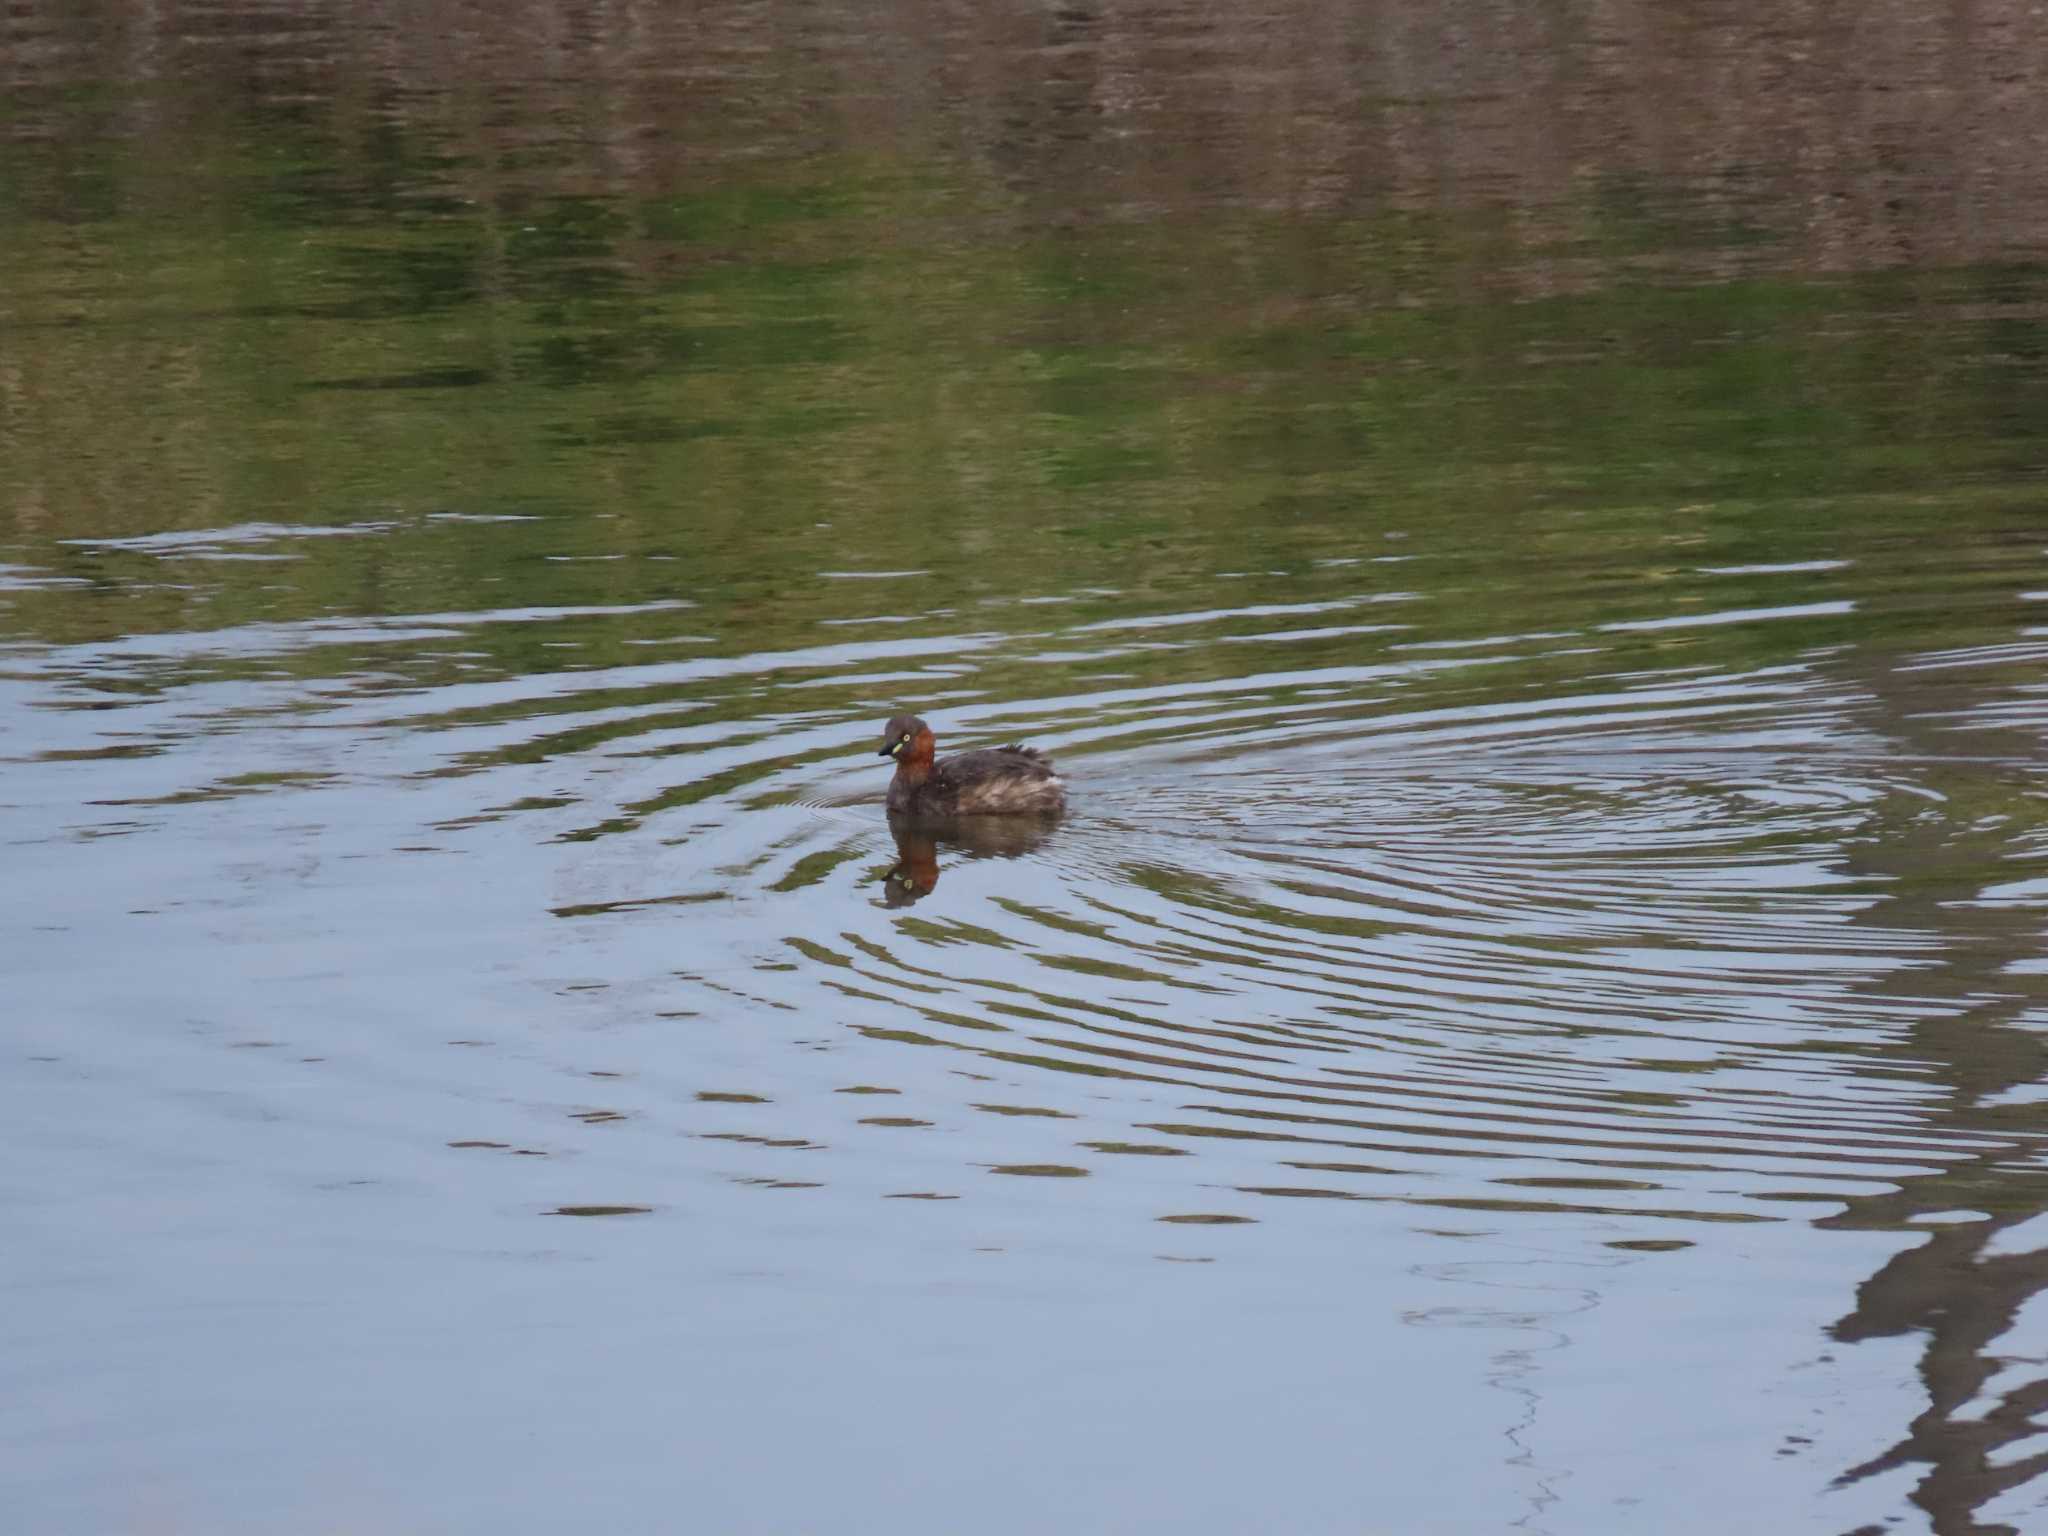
[6,4,2048,1532]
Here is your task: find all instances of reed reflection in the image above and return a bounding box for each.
[1819,650,2048,1534]
[878,813,1057,908]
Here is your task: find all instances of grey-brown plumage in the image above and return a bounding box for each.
[877,713,1066,817]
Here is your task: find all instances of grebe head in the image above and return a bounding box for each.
[878,713,932,759]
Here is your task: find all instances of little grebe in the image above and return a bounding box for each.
[878,713,1066,817]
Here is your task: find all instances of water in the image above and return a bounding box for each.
[7,5,2048,1533]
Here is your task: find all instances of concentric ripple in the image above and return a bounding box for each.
[12,530,2043,1242]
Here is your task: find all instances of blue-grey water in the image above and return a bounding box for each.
[6,4,2048,1533]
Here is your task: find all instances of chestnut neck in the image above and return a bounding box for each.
[893,728,937,784]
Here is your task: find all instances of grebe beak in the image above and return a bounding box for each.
[879,738,902,757]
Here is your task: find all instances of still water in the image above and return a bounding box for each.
[7,4,2048,1533]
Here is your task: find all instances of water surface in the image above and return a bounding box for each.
[7,5,2048,1533]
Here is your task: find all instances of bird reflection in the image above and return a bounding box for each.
[879,812,1055,907]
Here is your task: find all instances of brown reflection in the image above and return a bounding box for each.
[1819,650,2048,1535]
[10,0,2048,277]
[879,812,1054,907]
